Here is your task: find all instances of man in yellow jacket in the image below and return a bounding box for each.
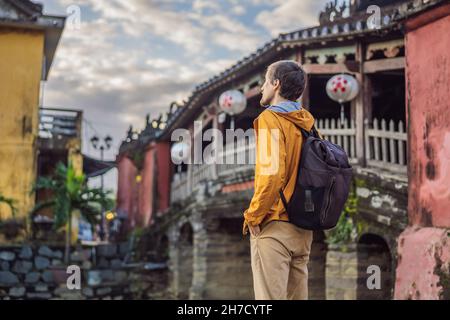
[243,60,316,300]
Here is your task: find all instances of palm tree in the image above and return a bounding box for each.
[31,162,113,263]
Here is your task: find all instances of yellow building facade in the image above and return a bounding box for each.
[0,0,65,220]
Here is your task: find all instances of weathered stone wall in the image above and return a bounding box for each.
[168,214,254,300]
[0,243,168,300]
[354,168,408,237]
[325,241,395,300]
[168,222,194,299]
[325,244,358,300]
[168,212,399,300]
[200,218,253,300]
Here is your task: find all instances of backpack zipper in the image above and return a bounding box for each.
[321,177,336,225]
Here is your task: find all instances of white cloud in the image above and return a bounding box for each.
[39,0,328,192]
[231,5,246,15]
[195,13,262,54]
[192,0,221,13]
[255,0,328,36]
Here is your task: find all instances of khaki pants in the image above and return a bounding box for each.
[250,220,313,300]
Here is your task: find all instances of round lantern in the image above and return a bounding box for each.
[326,74,359,126]
[219,90,247,130]
[171,141,190,166]
[219,90,247,115]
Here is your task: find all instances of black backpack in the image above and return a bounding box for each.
[279,125,353,230]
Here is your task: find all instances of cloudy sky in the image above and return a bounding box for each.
[39,0,328,191]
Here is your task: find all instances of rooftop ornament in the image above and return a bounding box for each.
[319,0,348,25]
[126,125,134,142]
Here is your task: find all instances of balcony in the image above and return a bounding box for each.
[39,107,82,139]
[38,107,82,150]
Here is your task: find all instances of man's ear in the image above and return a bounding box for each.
[273,79,281,90]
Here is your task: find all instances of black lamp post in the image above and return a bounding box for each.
[90,134,113,241]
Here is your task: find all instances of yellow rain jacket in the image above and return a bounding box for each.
[242,105,316,235]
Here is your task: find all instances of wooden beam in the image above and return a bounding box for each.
[302,75,311,110]
[303,61,360,74]
[363,57,405,74]
[354,41,371,166]
[298,47,311,109]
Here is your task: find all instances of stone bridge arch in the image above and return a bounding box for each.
[357,233,394,300]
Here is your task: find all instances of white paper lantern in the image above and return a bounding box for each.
[171,142,190,164]
[326,74,359,103]
[326,74,359,126]
[218,90,247,116]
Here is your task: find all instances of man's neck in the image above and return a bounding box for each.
[270,96,290,106]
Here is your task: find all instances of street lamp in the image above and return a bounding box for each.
[90,134,113,241]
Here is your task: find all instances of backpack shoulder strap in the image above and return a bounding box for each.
[287,116,320,139]
[279,189,289,211]
[299,124,321,139]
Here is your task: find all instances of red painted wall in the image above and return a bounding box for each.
[117,142,171,228]
[395,4,450,300]
[138,147,155,226]
[116,155,138,229]
[155,142,171,214]
[405,7,450,228]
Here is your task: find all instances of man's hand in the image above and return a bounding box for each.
[249,224,261,237]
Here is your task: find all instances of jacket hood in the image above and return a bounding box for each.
[266,101,315,131]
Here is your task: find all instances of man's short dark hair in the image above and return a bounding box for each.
[268,60,306,101]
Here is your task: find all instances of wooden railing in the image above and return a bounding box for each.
[216,135,256,177]
[191,162,216,187]
[170,136,256,204]
[365,118,407,174]
[170,172,189,204]
[316,118,357,164]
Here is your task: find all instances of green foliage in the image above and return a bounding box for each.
[325,183,363,245]
[0,194,17,219]
[31,162,113,230]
